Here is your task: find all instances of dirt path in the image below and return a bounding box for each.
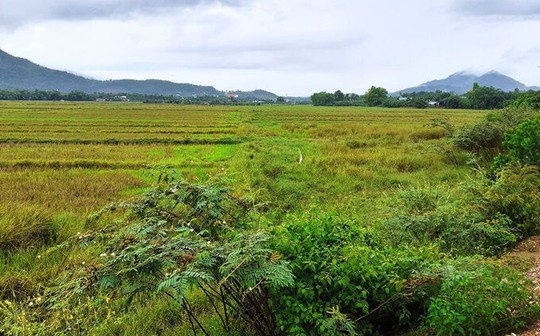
[509,237,540,336]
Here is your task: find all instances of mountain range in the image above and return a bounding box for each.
[1,49,538,98]
[396,71,540,95]
[0,49,277,100]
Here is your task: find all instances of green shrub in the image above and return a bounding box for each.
[377,185,518,257]
[272,212,443,335]
[466,164,540,237]
[499,114,540,166]
[485,107,537,128]
[456,108,537,165]
[42,175,293,336]
[510,91,540,111]
[423,260,540,335]
[454,121,503,155]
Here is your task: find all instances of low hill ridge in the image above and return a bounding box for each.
[0,49,274,97]
[396,70,536,94]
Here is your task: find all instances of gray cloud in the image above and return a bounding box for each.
[0,0,244,28]
[2,0,540,96]
[170,37,366,54]
[454,0,540,17]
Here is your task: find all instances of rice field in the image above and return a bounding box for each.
[0,100,488,222]
[0,101,489,334]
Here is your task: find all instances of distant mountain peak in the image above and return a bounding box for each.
[395,70,533,95]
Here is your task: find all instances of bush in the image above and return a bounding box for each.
[486,107,537,128]
[454,121,503,155]
[511,91,540,111]
[272,212,443,335]
[94,176,293,336]
[455,109,537,163]
[423,260,540,335]
[377,186,517,257]
[500,114,540,166]
[466,164,540,237]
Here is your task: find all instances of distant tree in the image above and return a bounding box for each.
[364,86,388,106]
[383,97,405,108]
[334,90,345,102]
[466,84,508,110]
[441,95,465,109]
[412,98,428,109]
[276,96,286,103]
[512,91,540,110]
[346,93,361,101]
[311,92,336,106]
[66,90,92,101]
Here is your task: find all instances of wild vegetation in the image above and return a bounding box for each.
[0,101,538,335]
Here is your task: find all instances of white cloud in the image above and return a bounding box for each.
[453,0,540,17]
[1,0,540,95]
[0,0,246,28]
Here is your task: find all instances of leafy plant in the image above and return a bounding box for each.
[272,212,443,335]
[377,185,518,257]
[465,164,540,237]
[498,114,540,167]
[454,121,503,156]
[423,259,540,335]
[94,175,294,336]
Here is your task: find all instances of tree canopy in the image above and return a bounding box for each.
[310,92,336,106]
[466,83,511,110]
[364,86,388,106]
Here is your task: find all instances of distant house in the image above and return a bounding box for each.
[96,98,106,102]
[427,101,440,107]
[114,95,130,102]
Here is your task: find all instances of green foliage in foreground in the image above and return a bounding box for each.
[423,259,538,335]
[1,103,540,335]
[269,169,540,335]
[455,108,538,161]
[498,114,540,167]
[1,169,539,336]
[272,212,440,335]
[92,174,293,335]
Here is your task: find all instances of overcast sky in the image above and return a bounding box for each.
[1,0,539,96]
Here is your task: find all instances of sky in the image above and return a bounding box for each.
[0,0,539,96]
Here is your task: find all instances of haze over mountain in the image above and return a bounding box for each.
[0,49,277,99]
[396,71,540,95]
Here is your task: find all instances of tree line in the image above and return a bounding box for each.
[0,89,179,102]
[311,83,540,110]
[0,89,299,105]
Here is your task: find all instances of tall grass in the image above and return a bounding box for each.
[0,204,55,251]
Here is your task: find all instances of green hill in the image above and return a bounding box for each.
[0,49,220,96]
